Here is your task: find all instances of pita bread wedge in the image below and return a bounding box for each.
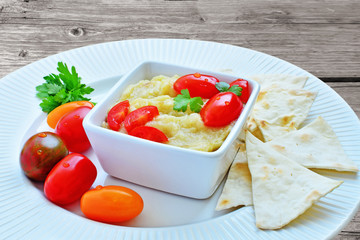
[251,88,317,142]
[249,74,308,91]
[245,74,310,140]
[266,116,358,172]
[216,142,253,210]
[246,132,342,229]
[245,115,265,141]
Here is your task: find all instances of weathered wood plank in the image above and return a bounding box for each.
[334,209,360,239]
[0,0,360,79]
[1,23,359,78]
[328,82,360,119]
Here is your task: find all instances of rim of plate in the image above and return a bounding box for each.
[0,38,359,240]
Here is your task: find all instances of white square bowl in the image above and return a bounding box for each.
[83,61,260,199]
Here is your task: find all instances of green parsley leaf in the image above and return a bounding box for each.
[43,73,62,85]
[36,92,50,99]
[173,89,191,112]
[189,96,204,112]
[35,62,95,113]
[215,82,230,92]
[215,81,242,96]
[173,89,204,113]
[57,62,81,91]
[53,88,69,104]
[35,84,50,98]
[228,85,242,96]
[78,84,94,95]
[46,83,63,95]
[39,96,61,113]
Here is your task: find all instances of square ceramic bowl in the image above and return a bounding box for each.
[83,61,260,199]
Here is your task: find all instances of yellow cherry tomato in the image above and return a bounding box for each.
[47,101,94,129]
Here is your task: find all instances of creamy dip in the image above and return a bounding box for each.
[106,75,233,152]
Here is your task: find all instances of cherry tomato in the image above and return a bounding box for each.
[124,106,159,133]
[44,153,97,205]
[173,73,220,98]
[81,185,144,223]
[107,100,130,131]
[47,101,94,129]
[129,126,168,143]
[200,92,243,127]
[55,106,91,153]
[230,79,250,103]
[20,132,68,181]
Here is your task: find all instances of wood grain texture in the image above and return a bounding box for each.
[328,82,360,118]
[0,0,359,239]
[1,0,360,79]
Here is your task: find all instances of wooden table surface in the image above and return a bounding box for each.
[1,0,359,239]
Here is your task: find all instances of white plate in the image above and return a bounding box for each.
[0,39,359,240]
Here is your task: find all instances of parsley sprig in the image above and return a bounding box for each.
[173,89,204,113]
[215,82,242,96]
[173,81,243,113]
[36,62,94,113]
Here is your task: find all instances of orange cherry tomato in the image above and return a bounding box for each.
[47,101,94,129]
[81,185,144,223]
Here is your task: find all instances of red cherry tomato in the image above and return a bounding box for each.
[20,132,68,181]
[55,106,91,153]
[129,126,168,143]
[44,153,97,205]
[81,185,144,223]
[173,73,220,98]
[230,78,250,103]
[124,106,159,133]
[107,100,130,131]
[47,101,94,129]
[200,92,243,127]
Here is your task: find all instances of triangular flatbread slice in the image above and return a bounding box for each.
[250,88,317,141]
[246,132,342,229]
[266,116,358,172]
[249,74,308,91]
[216,142,252,210]
[245,117,265,142]
[245,74,310,141]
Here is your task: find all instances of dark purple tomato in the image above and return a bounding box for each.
[20,132,69,181]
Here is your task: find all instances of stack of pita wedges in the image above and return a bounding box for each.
[216,74,358,230]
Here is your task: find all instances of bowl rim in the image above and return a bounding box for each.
[83,60,260,158]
